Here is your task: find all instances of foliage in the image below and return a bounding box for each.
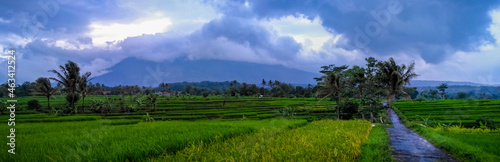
[437,83,448,99]
[49,61,81,114]
[456,92,468,99]
[77,72,92,113]
[33,77,55,110]
[27,99,42,111]
[315,64,348,120]
[0,100,7,115]
[277,106,297,119]
[142,113,155,122]
[476,118,496,129]
[339,101,359,120]
[376,57,418,103]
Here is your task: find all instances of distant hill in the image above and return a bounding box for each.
[408,80,499,97]
[92,57,320,87]
[409,80,484,87]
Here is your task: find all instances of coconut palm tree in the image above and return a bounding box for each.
[316,64,348,120]
[78,72,92,113]
[49,61,81,114]
[33,77,55,110]
[376,57,418,108]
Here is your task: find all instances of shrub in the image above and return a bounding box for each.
[142,113,155,122]
[476,118,496,129]
[27,99,42,111]
[339,101,359,120]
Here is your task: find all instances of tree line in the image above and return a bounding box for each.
[314,57,418,121]
[2,57,421,119]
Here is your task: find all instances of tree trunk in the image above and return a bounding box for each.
[336,97,340,120]
[72,90,76,114]
[47,96,51,110]
[82,96,85,113]
[370,112,374,123]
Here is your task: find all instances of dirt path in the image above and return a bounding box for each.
[387,109,457,162]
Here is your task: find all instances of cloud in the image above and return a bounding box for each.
[119,15,302,64]
[248,0,500,64]
[1,0,500,85]
[89,17,172,47]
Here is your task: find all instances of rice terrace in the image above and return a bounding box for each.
[2,0,500,162]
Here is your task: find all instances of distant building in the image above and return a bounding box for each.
[163,91,171,96]
[102,91,111,95]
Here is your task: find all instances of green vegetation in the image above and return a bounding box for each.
[1,96,340,121]
[393,100,500,161]
[0,118,306,161]
[395,100,500,128]
[0,57,424,161]
[412,126,500,161]
[359,124,394,162]
[157,120,372,161]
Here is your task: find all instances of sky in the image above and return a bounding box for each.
[1,0,500,85]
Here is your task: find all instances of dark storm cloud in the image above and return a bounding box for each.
[201,16,301,60]
[118,15,302,62]
[0,0,140,39]
[245,0,500,63]
[1,0,499,84]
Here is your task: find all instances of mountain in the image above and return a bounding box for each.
[409,80,485,87]
[92,57,321,87]
[409,80,499,96]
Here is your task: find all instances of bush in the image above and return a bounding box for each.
[339,101,359,120]
[65,94,80,106]
[476,118,496,129]
[27,99,42,111]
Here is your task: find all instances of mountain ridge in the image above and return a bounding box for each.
[92,57,321,87]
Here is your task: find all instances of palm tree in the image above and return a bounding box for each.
[316,65,348,120]
[49,61,81,114]
[33,77,55,110]
[78,72,92,113]
[376,57,418,108]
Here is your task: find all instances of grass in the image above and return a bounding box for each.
[1,96,387,161]
[0,118,306,162]
[394,99,500,128]
[156,120,372,161]
[359,124,394,162]
[393,100,500,162]
[412,126,500,162]
[2,95,338,121]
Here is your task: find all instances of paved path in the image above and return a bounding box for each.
[387,109,457,162]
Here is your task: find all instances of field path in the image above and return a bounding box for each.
[387,109,457,162]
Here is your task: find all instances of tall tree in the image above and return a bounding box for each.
[78,72,92,113]
[364,57,384,122]
[49,61,81,114]
[376,57,418,108]
[33,77,55,110]
[316,64,348,120]
[437,83,448,99]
